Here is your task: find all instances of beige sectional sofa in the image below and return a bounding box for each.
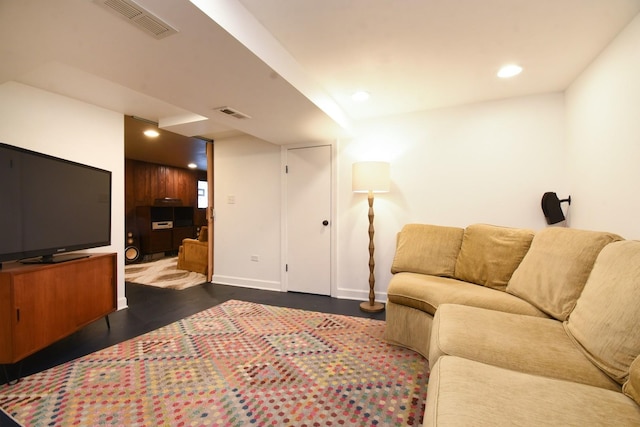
[383,223,640,425]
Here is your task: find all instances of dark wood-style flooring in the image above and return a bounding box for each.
[1,281,385,425]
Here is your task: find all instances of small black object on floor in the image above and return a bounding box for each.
[0,282,385,425]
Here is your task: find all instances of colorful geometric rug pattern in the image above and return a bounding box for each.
[0,300,428,426]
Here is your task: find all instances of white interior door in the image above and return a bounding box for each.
[285,145,331,295]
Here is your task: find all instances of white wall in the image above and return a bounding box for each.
[5,14,635,309]
[211,93,566,302]
[566,13,640,239]
[0,82,126,309]
[337,93,566,301]
[213,134,282,290]
[209,15,640,303]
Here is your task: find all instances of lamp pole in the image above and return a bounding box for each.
[352,161,389,314]
[360,190,384,312]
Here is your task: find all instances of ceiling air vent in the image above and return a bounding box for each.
[215,106,251,120]
[94,0,178,39]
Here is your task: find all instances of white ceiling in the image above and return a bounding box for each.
[237,0,640,120]
[1,0,639,169]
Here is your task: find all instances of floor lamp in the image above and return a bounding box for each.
[352,161,390,313]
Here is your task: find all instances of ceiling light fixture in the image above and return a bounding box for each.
[352,91,370,102]
[497,64,523,78]
[143,130,160,138]
[188,163,197,169]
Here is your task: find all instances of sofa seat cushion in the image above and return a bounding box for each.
[506,227,622,320]
[565,240,640,385]
[387,272,548,317]
[390,224,464,277]
[453,224,534,291]
[425,356,640,427]
[429,304,620,390]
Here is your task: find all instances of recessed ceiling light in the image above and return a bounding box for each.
[352,91,370,102]
[143,129,160,137]
[497,64,523,78]
[188,163,197,169]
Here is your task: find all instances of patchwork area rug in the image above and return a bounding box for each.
[0,300,428,426]
[124,256,207,290]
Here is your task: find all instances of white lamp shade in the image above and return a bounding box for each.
[352,161,390,193]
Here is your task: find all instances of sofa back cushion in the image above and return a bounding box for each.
[198,226,208,242]
[623,354,640,405]
[453,224,534,291]
[564,240,640,385]
[506,227,622,320]
[391,224,464,277]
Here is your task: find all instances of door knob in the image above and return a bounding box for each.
[322,220,329,226]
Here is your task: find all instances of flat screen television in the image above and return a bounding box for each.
[0,142,112,264]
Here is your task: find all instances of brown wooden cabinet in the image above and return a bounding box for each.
[0,253,117,364]
[136,206,196,256]
[124,159,207,252]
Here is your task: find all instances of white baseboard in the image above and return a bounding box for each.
[117,297,128,310]
[211,276,386,302]
[212,275,282,292]
[335,287,387,303]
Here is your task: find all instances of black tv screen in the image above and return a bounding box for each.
[0,142,112,263]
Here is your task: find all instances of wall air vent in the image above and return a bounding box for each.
[94,0,178,39]
[215,106,252,120]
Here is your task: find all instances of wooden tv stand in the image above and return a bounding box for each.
[0,253,117,365]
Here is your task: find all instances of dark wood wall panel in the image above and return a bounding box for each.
[125,159,137,230]
[125,159,204,239]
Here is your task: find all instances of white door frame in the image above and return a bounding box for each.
[280,141,337,296]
